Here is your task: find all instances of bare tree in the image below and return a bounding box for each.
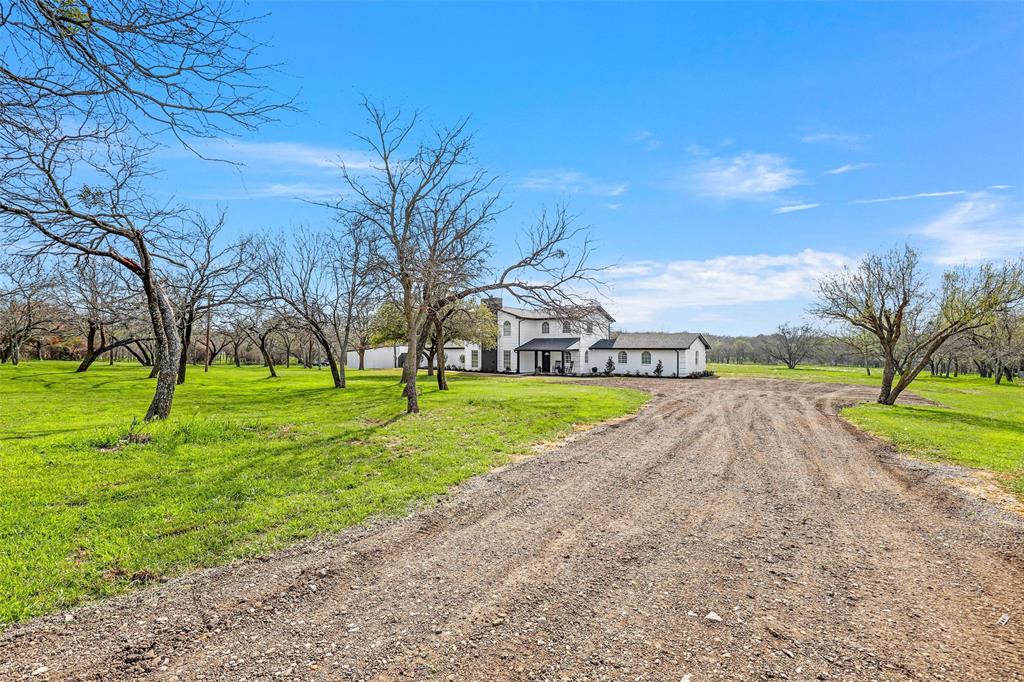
[0,255,62,364]
[0,125,187,419]
[1,0,285,149]
[834,328,880,376]
[240,307,280,378]
[967,307,1024,384]
[326,223,380,384]
[333,101,603,413]
[764,322,818,370]
[62,259,152,372]
[255,231,346,388]
[812,245,1024,404]
[168,212,253,384]
[1,0,286,418]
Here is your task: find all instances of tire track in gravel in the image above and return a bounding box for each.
[1,378,1022,681]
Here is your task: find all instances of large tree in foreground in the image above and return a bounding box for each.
[812,245,1024,404]
[1,0,284,419]
[334,101,602,413]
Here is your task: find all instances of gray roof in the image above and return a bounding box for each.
[501,306,615,323]
[589,332,711,350]
[515,337,580,352]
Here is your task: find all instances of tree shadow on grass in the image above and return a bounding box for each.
[881,404,1024,437]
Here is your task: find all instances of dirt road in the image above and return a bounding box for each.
[2,378,1022,681]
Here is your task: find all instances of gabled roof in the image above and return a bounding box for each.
[501,306,615,323]
[515,337,580,352]
[589,332,711,350]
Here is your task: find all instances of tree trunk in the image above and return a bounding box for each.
[877,354,896,404]
[177,318,193,385]
[435,317,448,391]
[863,355,871,376]
[326,349,343,388]
[358,349,365,370]
[128,341,150,366]
[259,335,277,378]
[403,325,420,413]
[77,321,99,372]
[143,275,181,421]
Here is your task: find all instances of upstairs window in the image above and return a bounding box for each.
[562,321,571,333]
[618,351,628,364]
[541,321,550,334]
[641,351,652,365]
[586,321,594,334]
[502,321,512,337]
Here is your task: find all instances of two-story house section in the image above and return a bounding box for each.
[461,298,709,377]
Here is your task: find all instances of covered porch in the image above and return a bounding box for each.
[514,337,580,375]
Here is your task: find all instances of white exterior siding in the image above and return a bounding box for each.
[595,339,710,376]
[346,345,403,369]
[596,349,682,376]
[453,305,708,378]
[495,309,611,375]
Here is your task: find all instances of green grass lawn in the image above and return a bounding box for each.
[0,361,646,625]
[711,362,1024,499]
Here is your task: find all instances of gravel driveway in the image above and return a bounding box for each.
[2,378,1022,681]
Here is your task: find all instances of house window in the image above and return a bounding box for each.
[695,350,700,364]
[641,351,651,365]
[618,351,628,364]
[541,321,550,334]
[586,321,593,334]
[503,350,511,370]
[471,350,479,368]
[562,321,571,333]
[584,350,589,363]
[502,321,511,337]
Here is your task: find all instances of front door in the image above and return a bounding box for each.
[541,351,551,373]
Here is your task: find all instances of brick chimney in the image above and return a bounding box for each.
[483,296,503,314]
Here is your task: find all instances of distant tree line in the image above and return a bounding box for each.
[707,245,1024,403]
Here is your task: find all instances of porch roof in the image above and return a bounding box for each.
[515,337,580,352]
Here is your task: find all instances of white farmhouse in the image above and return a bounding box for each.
[461,298,710,377]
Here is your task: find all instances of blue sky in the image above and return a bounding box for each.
[161,2,1024,335]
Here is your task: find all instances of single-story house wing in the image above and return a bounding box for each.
[588,332,710,377]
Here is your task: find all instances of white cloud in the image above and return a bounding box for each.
[917,192,1024,265]
[604,249,852,325]
[852,190,967,205]
[690,152,803,200]
[200,140,375,172]
[800,131,865,148]
[826,162,873,175]
[520,170,628,198]
[774,203,820,214]
[248,183,341,200]
[630,129,662,151]
[990,184,1012,190]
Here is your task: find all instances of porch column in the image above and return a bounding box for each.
[534,350,538,374]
